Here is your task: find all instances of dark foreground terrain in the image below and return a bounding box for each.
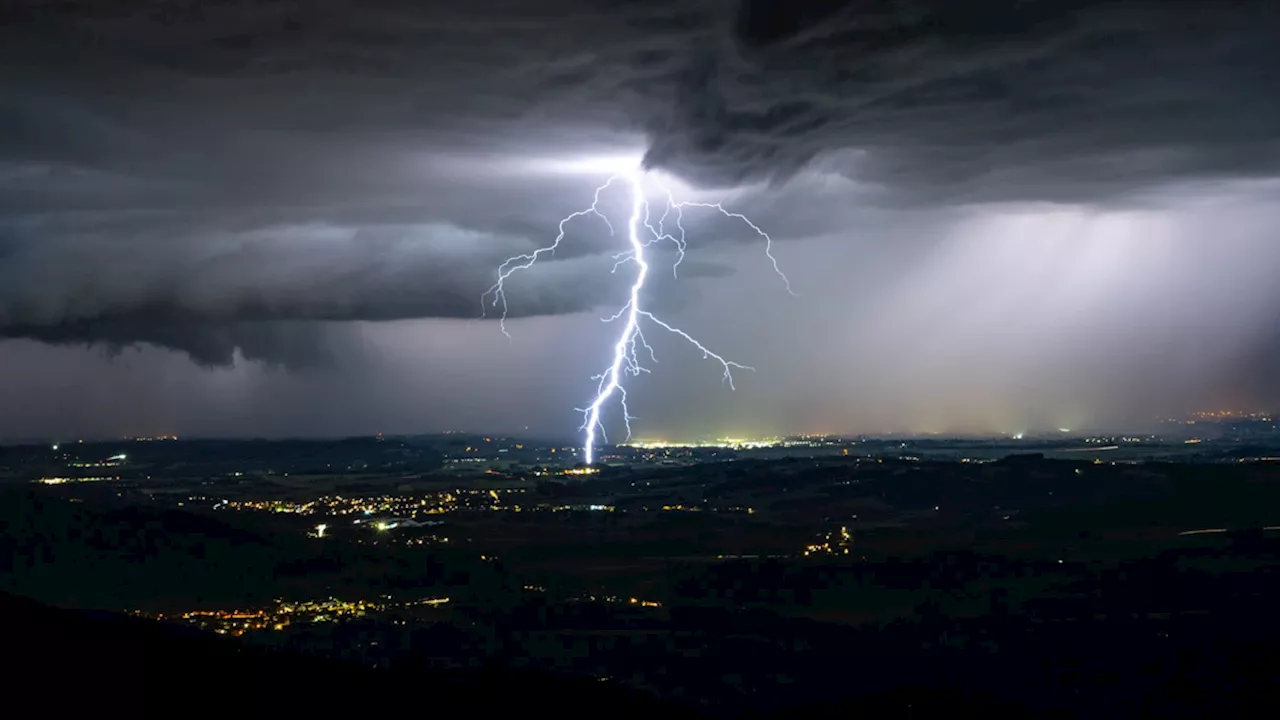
[3,590,697,719]
[5,443,1280,717]
[7,586,1280,719]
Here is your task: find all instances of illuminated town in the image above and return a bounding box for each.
[136,596,453,637]
[803,526,854,557]
[206,487,528,517]
[134,591,666,639]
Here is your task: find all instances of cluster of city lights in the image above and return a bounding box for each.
[138,595,451,637]
[562,593,663,608]
[207,488,525,516]
[1188,410,1273,421]
[803,526,854,557]
[623,437,785,450]
[562,467,600,476]
[530,467,602,477]
[37,476,120,485]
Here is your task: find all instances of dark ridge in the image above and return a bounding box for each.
[1,589,1066,719]
[1,590,699,719]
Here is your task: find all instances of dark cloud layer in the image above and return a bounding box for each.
[648,0,1280,196]
[1,0,1279,369]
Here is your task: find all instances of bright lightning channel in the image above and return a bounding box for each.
[483,168,794,465]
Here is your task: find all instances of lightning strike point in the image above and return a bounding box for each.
[485,167,792,465]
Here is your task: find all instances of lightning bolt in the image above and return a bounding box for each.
[483,168,794,465]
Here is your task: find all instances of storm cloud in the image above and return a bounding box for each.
[1,1,1279,437]
[648,0,1280,195]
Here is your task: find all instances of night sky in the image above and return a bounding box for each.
[2,0,1279,441]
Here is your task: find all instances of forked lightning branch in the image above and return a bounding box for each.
[483,169,793,464]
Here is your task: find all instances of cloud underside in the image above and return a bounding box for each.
[1,0,1278,365]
